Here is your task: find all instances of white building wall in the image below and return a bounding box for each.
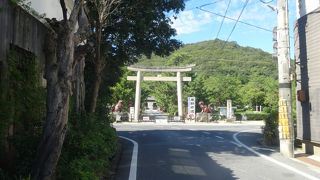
[296,0,320,18]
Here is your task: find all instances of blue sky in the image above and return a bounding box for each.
[170,0,296,55]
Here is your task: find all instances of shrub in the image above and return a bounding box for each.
[243,111,270,120]
[234,113,243,120]
[56,113,118,179]
[0,47,45,177]
[263,107,271,113]
[262,110,279,145]
[235,108,244,112]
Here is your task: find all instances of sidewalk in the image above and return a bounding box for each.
[294,151,320,171]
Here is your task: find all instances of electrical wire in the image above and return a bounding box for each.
[223,0,250,46]
[197,4,294,40]
[198,0,225,9]
[196,7,272,33]
[216,0,232,39]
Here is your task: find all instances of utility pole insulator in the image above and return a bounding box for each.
[272,26,278,60]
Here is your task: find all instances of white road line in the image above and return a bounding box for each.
[215,135,224,139]
[233,130,320,180]
[119,136,138,180]
[252,147,276,152]
[230,141,242,147]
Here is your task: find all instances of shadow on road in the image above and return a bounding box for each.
[115,129,276,180]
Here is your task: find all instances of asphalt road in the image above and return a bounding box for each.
[114,123,320,180]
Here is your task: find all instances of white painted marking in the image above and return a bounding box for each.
[230,141,242,147]
[252,146,276,152]
[119,136,138,180]
[215,135,224,139]
[233,130,320,180]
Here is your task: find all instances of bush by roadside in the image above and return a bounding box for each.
[234,111,270,121]
[261,110,279,146]
[56,113,118,179]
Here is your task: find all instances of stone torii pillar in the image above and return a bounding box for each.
[134,71,142,121]
[176,72,183,118]
[127,65,194,122]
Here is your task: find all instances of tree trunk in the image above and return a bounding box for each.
[74,56,86,113]
[31,1,82,178]
[89,25,104,113]
[73,45,87,114]
[31,25,73,180]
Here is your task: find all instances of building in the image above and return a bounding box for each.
[294,0,320,155]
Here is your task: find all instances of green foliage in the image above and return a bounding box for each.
[166,52,191,66]
[0,47,45,177]
[56,113,117,179]
[85,0,185,69]
[135,39,280,147]
[262,110,279,145]
[184,75,208,111]
[64,58,119,179]
[145,81,178,115]
[242,111,270,120]
[204,75,242,106]
[263,107,271,113]
[136,39,278,109]
[110,68,135,111]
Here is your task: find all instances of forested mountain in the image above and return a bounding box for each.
[127,39,278,113]
[136,39,277,81]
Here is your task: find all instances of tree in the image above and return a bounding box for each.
[87,0,121,113]
[239,75,278,110]
[203,75,241,106]
[145,81,178,115]
[31,0,84,179]
[110,68,135,110]
[85,0,185,112]
[184,75,208,109]
[166,52,191,66]
[239,81,265,107]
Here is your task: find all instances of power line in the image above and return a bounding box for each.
[223,0,250,46]
[216,0,232,39]
[198,0,225,9]
[197,5,294,40]
[196,7,272,33]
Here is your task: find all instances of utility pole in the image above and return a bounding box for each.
[277,0,294,158]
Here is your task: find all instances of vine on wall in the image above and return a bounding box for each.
[0,45,45,177]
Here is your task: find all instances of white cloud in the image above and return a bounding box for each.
[171,10,213,35]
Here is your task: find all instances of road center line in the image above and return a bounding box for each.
[233,129,320,180]
[119,136,138,180]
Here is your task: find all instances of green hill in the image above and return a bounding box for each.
[115,39,279,114]
[136,39,277,82]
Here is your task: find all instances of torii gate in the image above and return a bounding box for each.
[127,65,195,121]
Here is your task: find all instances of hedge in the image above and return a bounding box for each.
[234,111,270,120]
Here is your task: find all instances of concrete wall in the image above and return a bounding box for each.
[0,0,48,66]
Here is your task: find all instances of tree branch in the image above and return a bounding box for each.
[60,0,68,22]
[69,0,84,28]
